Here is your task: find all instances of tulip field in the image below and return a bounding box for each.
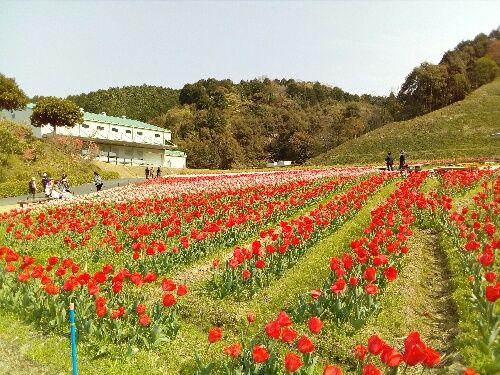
[0,167,498,375]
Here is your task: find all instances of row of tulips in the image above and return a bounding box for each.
[208,173,393,299]
[435,168,495,194]
[288,171,428,327]
[0,245,188,349]
[425,173,499,373]
[198,310,441,374]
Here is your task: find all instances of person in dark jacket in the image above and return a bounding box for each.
[145,167,150,179]
[385,152,394,171]
[399,150,406,170]
[28,177,37,199]
[156,166,161,178]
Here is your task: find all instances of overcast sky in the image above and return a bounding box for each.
[0,0,499,97]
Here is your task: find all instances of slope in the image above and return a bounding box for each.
[0,119,118,198]
[308,77,500,165]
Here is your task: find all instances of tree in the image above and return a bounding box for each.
[398,63,449,118]
[470,56,499,87]
[0,73,28,111]
[31,97,83,132]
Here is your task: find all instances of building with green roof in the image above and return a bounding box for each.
[1,104,187,168]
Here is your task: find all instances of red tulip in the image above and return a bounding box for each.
[223,342,242,358]
[247,312,256,323]
[162,293,176,307]
[308,316,324,334]
[297,335,315,353]
[323,364,343,375]
[284,353,303,373]
[253,345,270,363]
[423,347,440,367]
[354,344,367,360]
[384,266,398,281]
[265,320,281,339]
[367,335,384,355]
[208,326,222,343]
[281,326,298,343]
[138,314,151,326]
[310,289,322,299]
[276,311,293,326]
[380,344,403,367]
[177,284,188,296]
[463,368,478,375]
[362,363,381,375]
[161,278,176,291]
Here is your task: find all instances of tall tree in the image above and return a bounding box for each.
[398,63,449,119]
[31,97,83,132]
[0,73,28,111]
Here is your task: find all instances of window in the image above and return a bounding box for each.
[97,126,105,131]
[82,124,90,129]
[111,128,118,132]
[137,131,143,135]
[125,130,131,134]
[155,134,161,138]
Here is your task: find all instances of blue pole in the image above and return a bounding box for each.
[69,303,78,375]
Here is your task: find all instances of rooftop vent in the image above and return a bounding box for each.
[121,115,127,118]
[101,112,106,116]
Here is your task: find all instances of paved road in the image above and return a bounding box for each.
[0,178,142,207]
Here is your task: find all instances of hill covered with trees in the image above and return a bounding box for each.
[65,27,499,169]
[308,77,500,166]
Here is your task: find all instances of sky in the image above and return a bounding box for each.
[0,0,499,98]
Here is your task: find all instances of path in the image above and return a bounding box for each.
[0,336,56,375]
[0,178,142,208]
[359,228,461,374]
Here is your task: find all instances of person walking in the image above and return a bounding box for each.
[94,171,104,192]
[28,177,37,199]
[145,166,150,179]
[385,152,394,171]
[156,166,161,178]
[149,166,154,179]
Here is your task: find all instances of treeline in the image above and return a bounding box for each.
[67,85,179,122]
[397,28,499,119]
[65,28,499,169]
[152,78,395,168]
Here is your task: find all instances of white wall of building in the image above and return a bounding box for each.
[165,155,187,169]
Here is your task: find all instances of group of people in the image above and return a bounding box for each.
[145,166,161,179]
[28,171,105,200]
[27,173,74,200]
[385,150,408,175]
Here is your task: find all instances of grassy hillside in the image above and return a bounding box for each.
[309,77,500,165]
[0,119,118,198]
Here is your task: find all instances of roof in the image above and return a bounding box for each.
[83,112,170,132]
[25,103,169,132]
